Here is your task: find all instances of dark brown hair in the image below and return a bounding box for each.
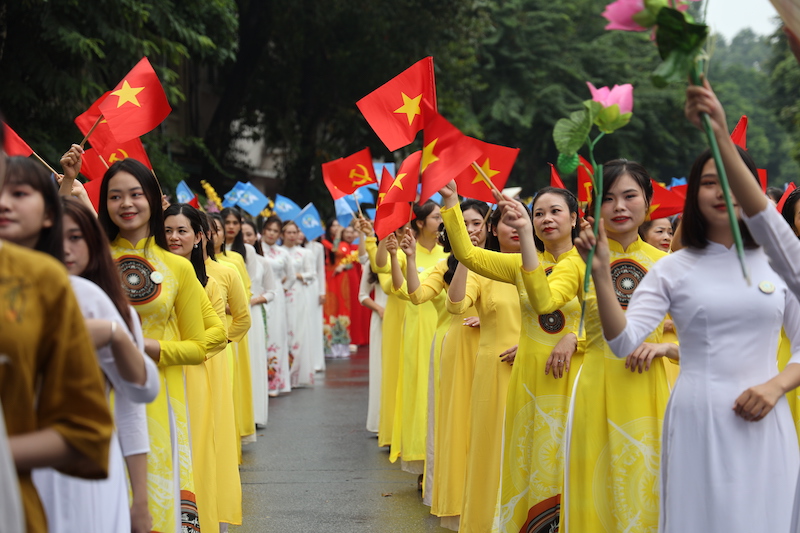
[61,196,134,331]
[587,159,654,217]
[532,186,580,253]
[681,147,759,249]
[164,203,208,287]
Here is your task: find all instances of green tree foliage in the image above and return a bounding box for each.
[0,0,237,188]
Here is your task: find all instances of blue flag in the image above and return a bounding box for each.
[273,194,302,221]
[176,180,195,204]
[370,163,395,191]
[365,208,376,221]
[222,182,248,208]
[236,182,270,217]
[294,203,325,241]
[334,197,355,228]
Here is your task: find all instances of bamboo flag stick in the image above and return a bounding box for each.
[32,152,60,177]
[352,193,364,218]
[80,115,104,149]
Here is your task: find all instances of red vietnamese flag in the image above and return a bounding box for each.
[777,183,797,213]
[356,57,437,151]
[321,147,377,200]
[80,139,152,181]
[2,124,33,157]
[98,57,172,143]
[418,110,482,203]
[648,179,685,220]
[577,155,594,203]
[374,201,414,241]
[83,177,104,213]
[670,184,688,199]
[731,116,747,148]
[549,163,566,189]
[383,151,421,205]
[454,139,519,202]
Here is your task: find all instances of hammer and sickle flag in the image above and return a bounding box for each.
[356,57,437,152]
[453,138,519,203]
[79,138,153,181]
[98,57,172,144]
[322,147,377,200]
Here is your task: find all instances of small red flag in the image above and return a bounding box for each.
[578,155,594,203]
[731,116,747,148]
[98,57,172,143]
[648,179,685,220]
[383,151,421,205]
[374,201,414,241]
[80,139,152,181]
[758,168,768,193]
[321,147,377,200]
[418,110,482,204]
[777,183,797,213]
[356,57,437,151]
[83,177,103,213]
[2,124,33,157]
[377,167,394,207]
[549,163,566,189]
[454,139,519,202]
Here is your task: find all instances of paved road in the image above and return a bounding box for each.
[232,347,449,532]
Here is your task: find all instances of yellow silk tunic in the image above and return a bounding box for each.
[111,237,207,533]
[522,237,669,533]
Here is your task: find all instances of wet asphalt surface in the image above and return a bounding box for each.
[232,346,448,532]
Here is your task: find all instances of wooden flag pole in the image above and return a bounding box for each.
[471,161,503,196]
[353,193,364,218]
[80,115,104,149]
[31,152,60,177]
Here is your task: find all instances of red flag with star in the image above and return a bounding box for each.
[374,201,415,241]
[419,110,482,203]
[356,57,437,151]
[453,139,519,202]
[98,57,171,143]
[577,155,594,203]
[80,139,153,181]
[83,177,104,212]
[648,179,685,220]
[377,166,394,207]
[549,163,566,189]
[777,183,797,213]
[75,91,119,150]
[731,116,747,148]
[321,147,377,200]
[2,123,33,157]
[383,151,421,205]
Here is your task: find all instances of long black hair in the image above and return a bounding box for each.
[220,207,247,260]
[5,157,64,261]
[203,213,218,261]
[411,200,438,236]
[681,147,759,249]
[99,158,169,251]
[164,203,208,287]
[441,200,490,285]
[781,188,800,237]
[532,186,580,253]
[587,159,654,218]
[208,212,226,256]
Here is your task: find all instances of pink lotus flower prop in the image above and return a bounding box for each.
[602,0,700,32]
[587,82,633,133]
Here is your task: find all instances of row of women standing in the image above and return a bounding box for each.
[0,123,332,532]
[362,81,800,533]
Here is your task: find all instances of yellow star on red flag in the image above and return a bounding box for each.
[471,158,500,188]
[111,80,145,108]
[421,139,439,173]
[394,93,423,125]
[389,172,408,191]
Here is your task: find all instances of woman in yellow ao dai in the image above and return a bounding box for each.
[513,162,676,533]
[100,160,212,533]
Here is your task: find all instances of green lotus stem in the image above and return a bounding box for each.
[690,60,750,284]
[578,134,604,337]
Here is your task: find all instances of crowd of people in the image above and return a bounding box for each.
[7,64,800,533]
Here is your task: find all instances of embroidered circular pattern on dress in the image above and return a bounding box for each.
[539,266,565,334]
[117,255,161,305]
[609,259,647,309]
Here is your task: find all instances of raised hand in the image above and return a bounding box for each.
[60,144,84,182]
[356,217,374,236]
[385,233,399,256]
[497,196,531,232]
[685,78,728,137]
[400,228,416,257]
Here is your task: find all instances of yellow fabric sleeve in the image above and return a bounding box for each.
[365,237,391,275]
[520,253,585,315]
[409,261,448,305]
[446,270,479,314]
[158,260,208,367]
[224,265,252,343]
[441,204,520,283]
[202,277,228,359]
